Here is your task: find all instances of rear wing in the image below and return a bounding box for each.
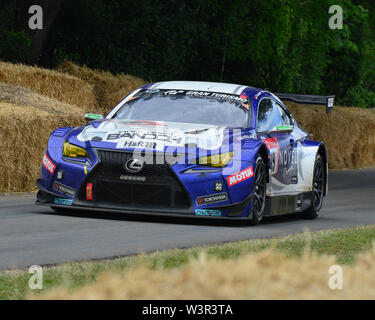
[275,93,335,114]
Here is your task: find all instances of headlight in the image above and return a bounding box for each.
[63,141,88,158]
[198,152,234,167]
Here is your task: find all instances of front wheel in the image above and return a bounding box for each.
[249,155,267,225]
[302,154,325,219]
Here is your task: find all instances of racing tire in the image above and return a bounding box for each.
[302,154,325,219]
[248,155,267,225]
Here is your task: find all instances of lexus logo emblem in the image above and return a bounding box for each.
[124,158,144,173]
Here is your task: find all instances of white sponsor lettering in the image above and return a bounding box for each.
[43,154,55,174]
[227,167,254,186]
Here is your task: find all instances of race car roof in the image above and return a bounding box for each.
[147,81,254,95]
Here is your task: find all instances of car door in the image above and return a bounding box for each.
[256,98,298,195]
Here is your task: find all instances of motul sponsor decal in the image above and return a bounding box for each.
[226,166,254,187]
[196,192,228,205]
[43,154,56,174]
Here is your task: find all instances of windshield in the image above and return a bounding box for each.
[112,89,250,127]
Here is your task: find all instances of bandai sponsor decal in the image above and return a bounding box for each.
[53,198,73,206]
[263,137,280,175]
[53,182,75,197]
[105,129,184,150]
[77,119,225,150]
[226,166,254,187]
[196,192,228,205]
[195,209,222,216]
[106,130,182,142]
[42,154,56,174]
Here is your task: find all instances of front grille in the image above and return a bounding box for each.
[95,150,174,183]
[78,149,191,208]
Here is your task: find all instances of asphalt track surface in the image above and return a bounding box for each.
[0,168,374,270]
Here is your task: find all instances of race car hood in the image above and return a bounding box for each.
[67,119,254,155]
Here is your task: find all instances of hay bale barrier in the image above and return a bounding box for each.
[0,60,375,192]
[57,61,146,115]
[0,81,85,192]
[0,61,97,112]
[0,101,82,192]
[287,103,375,169]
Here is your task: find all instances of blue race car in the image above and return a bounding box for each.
[36,81,334,225]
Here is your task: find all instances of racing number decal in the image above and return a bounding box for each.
[264,137,280,175]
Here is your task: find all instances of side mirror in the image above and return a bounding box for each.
[85,113,103,121]
[267,124,293,134]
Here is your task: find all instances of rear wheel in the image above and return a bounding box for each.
[249,156,267,225]
[302,154,325,219]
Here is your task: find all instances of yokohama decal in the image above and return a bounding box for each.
[226,167,254,187]
[196,192,228,205]
[42,154,56,174]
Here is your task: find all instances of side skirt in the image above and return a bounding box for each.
[263,192,313,216]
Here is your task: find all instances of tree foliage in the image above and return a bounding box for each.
[1,0,375,107]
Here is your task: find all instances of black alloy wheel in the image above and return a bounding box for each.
[249,155,267,225]
[303,154,325,219]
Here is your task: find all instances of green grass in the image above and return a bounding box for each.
[1,225,374,300]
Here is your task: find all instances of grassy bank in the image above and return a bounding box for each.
[0,225,374,299]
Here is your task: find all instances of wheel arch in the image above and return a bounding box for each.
[258,143,270,184]
[317,143,328,196]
